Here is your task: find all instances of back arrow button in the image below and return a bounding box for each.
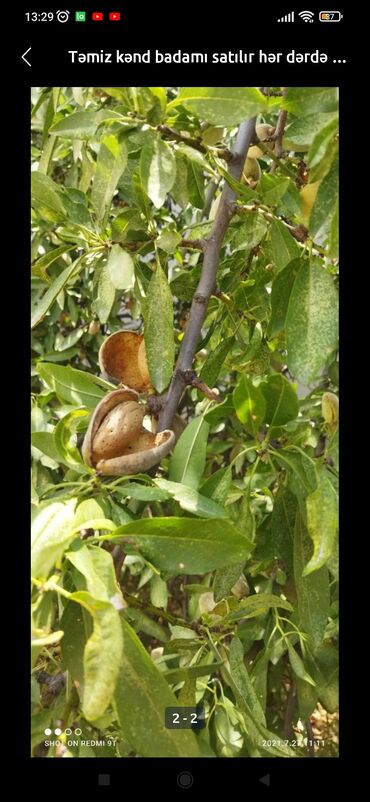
[22,47,31,67]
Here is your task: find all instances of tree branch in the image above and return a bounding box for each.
[156,125,232,161]
[158,117,257,431]
[271,87,289,172]
[157,124,207,153]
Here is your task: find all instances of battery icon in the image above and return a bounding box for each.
[319,11,343,20]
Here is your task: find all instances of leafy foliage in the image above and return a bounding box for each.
[31,86,338,759]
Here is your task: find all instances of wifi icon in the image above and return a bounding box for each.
[299,10,315,21]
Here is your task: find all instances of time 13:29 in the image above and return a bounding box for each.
[25,12,54,22]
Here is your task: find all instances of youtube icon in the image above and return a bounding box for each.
[92,12,104,20]
[109,12,121,20]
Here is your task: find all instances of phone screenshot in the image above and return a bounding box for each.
[27,2,345,787]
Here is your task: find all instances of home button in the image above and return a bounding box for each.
[177,772,194,788]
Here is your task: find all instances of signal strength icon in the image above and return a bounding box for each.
[299,10,315,21]
[277,10,295,21]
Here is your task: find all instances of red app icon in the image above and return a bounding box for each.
[92,12,104,20]
[109,12,121,20]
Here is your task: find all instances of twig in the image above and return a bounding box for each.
[181,369,222,401]
[179,238,207,250]
[157,124,207,153]
[157,124,232,162]
[234,203,327,254]
[157,117,257,431]
[258,141,303,185]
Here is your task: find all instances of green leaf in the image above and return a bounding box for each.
[229,637,266,725]
[200,465,232,505]
[270,486,296,571]
[286,261,338,383]
[111,208,140,242]
[31,431,65,466]
[66,545,124,721]
[234,283,270,322]
[144,264,175,392]
[258,174,290,206]
[50,109,119,138]
[200,337,234,387]
[185,155,204,209]
[106,517,252,574]
[154,478,227,518]
[328,198,339,259]
[130,167,151,220]
[260,374,299,427]
[31,499,77,579]
[269,220,300,271]
[283,112,338,151]
[287,642,316,686]
[68,590,123,722]
[54,409,90,472]
[73,498,109,529]
[94,255,116,324]
[233,376,266,437]
[169,416,209,489]
[31,710,55,749]
[31,256,85,329]
[309,154,339,240]
[269,258,302,337]
[221,594,293,624]
[114,618,200,756]
[308,643,338,713]
[296,677,318,722]
[273,447,318,497]
[91,134,128,222]
[211,637,297,757]
[115,483,171,502]
[107,244,135,290]
[231,215,269,252]
[282,87,338,117]
[163,661,222,685]
[170,267,201,301]
[307,117,338,169]
[31,171,66,223]
[61,601,88,692]
[31,244,74,281]
[62,188,92,226]
[304,469,338,575]
[67,544,124,610]
[150,574,168,609]
[293,509,330,648]
[157,229,182,253]
[204,396,235,425]
[37,363,113,409]
[171,152,189,208]
[213,563,246,603]
[173,87,267,126]
[140,137,176,208]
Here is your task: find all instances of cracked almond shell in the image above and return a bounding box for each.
[81,388,139,468]
[95,428,176,476]
[99,331,152,393]
[81,388,175,476]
